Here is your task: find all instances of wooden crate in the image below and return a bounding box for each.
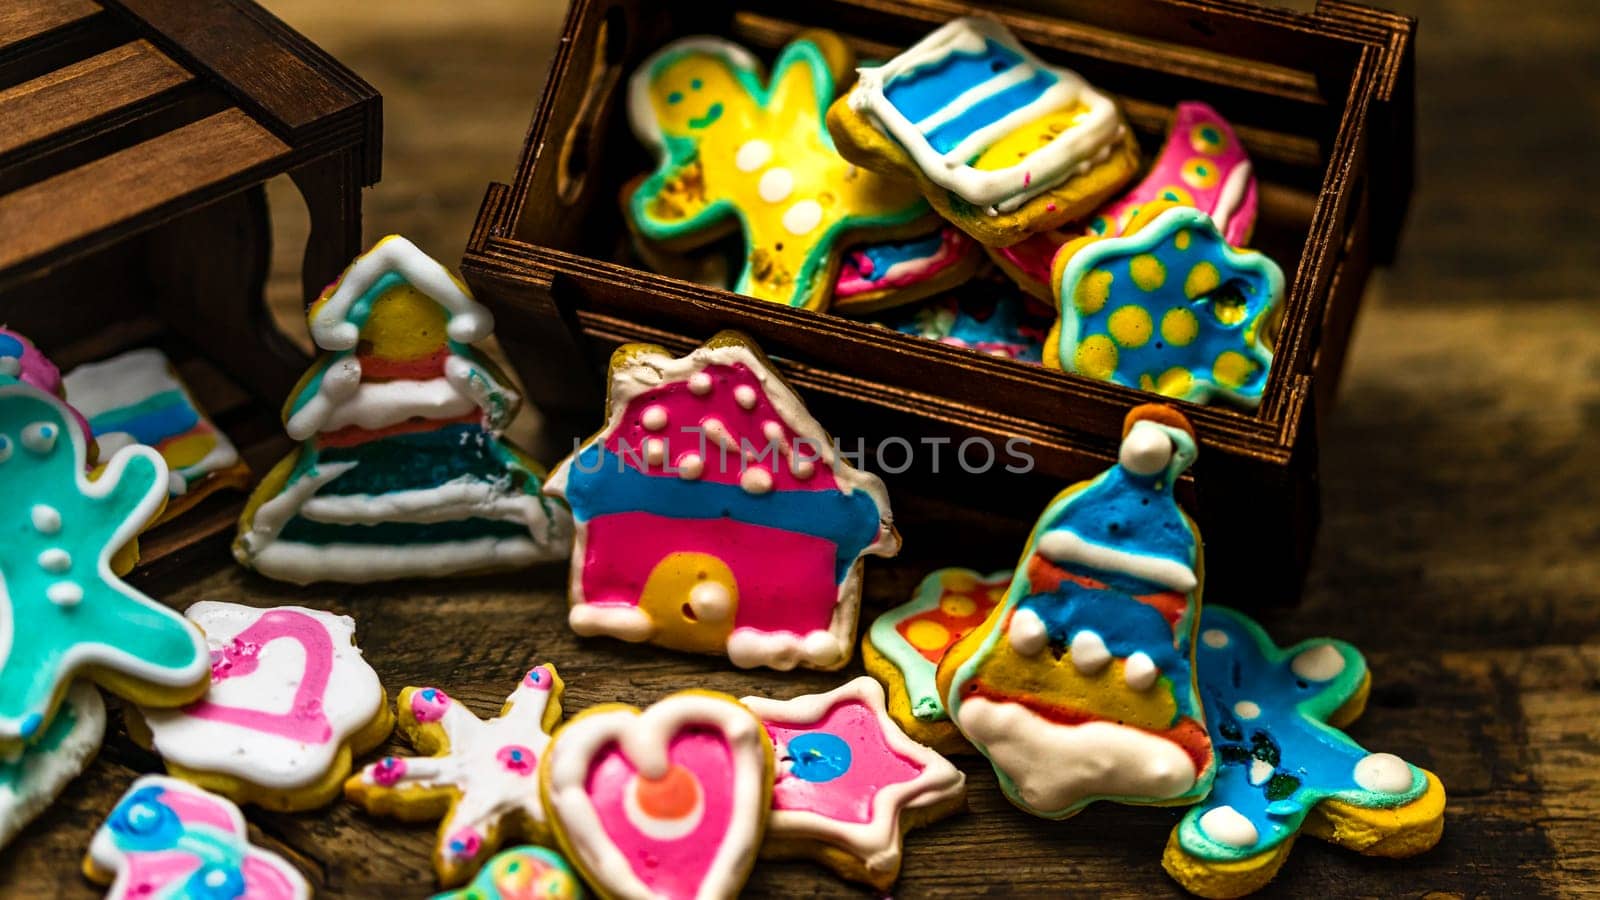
[461,0,1416,603]
[0,0,379,577]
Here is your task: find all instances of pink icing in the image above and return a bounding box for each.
[158,787,242,836]
[586,730,735,900]
[998,101,1259,288]
[447,827,484,860]
[764,699,921,824]
[834,227,973,298]
[410,688,451,723]
[186,609,335,743]
[119,851,203,899]
[605,363,840,493]
[240,855,302,900]
[370,756,406,786]
[582,511,840,636]
[498,745,537,775]
[523,665,555,691]
[0,328,93,438]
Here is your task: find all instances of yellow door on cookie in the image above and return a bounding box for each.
[638,552,739,653]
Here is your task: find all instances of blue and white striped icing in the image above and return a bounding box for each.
[849,16,1121,213]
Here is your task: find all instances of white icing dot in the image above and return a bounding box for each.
[1124,651,1159,691]
[1291,644,1346,682]
[1070,630,1112,674]
[791,458,815,479]
[204,869,228,888]
[759,168,795,204]
[734,385,758,410]
[1353,752,1413,793]
[1249,758,1274,786]
[761,420,784,443]
[688,581,732,622]
[1119,420,1173,476]
[641,404,669,431]
[783,200,824,235]
[31,504,61,535]
[739,467,773,494]
[20,422,58,455]
[688,372,713,396]
[1201,629,1230,649]
[0,435,11,463]
[1233,701,1261,720]
[1198,805,1259,849]
[0,358,19,377]
[47,582,82,607]
[676,453,704,480]
[735,139,772,172]
[644,438,667,466]
[1008,608,1048,657]
[38,548,70,573]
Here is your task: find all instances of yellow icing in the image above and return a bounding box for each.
[1075,269,1114,315]
[907,619,952,652]
[970,628,1179,731]
[1212,351,1256,389]
[1156,367,1194,397]
[1160,308,1200,346]
[1130,254,1166,292]
[1184,261,1222,301]
[1173,229,1192,251]
[1108,306,1153,348]
[971,103,1091,172]
[1181,158,1220,189]
[1074,335,1119,380]
[358,285,451,359]
[637,552,738,653]
[160,433,217,469]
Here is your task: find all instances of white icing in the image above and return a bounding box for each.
[1118,420,1174,476]
[1123,651,1159,691]
[247,536,563,586]
[676,453,705,480]
[1036,529,1197,593]
[1249,758,1274,787]
[138,603,386,791]
[282,357,363,442]
[30,504,60,535]
[759,168,794,204]
[1201,629,1230,649]
[738,467,773,494]
[644,438,667,466]
[0,682,105,849]
[734,385,758,410]
[0,358,17,377]
[1291,644,1346,682]
[1233,701,1261,720]
[849,17,1122,212]
[623,771,704,839]
[295,378,478,438]
[954,697,1198,814]
[1069,630,1112,674]
[782,200,823,235]
[568,603,656,641]
[1198,805,1259,849]
[37,549,70,573]
[298,477,551,527]
[740,677,965,877]
[1007,608,1048,657]
[726,624,850,672]
[46,583,82,607]
[1210,161,1254,238]
[1353,752,1414,794]
[734,139,772,172]
[688,371,713,395]
[543,693,768,900]
[20,422,58,454]
[687,581,733,623]
[641,404,669,431]
[309,235,492,351]
[701,417,739,454]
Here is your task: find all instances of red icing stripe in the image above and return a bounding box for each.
[1026,556,1187,626]
[356,349,450,380]
[316,412,480,448]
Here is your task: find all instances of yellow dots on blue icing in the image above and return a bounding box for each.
[1191,122,1228,155]
[1185,261,1222,300]
[1074,335,1119,380]
[1213,351,1256,389]
[1156,185,1195,208]
[1174,230,1192,251]
[1157,367,1194,397]
[1108,306,1153,348]
[1212,292,1249,326]
[1161,308,1200,347]
[1130,255,1166,292]
[1181,158,1220,190]
[1076,269,1113,314]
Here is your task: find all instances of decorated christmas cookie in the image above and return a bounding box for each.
[0,327,92,442]
[992,102,1259,300]
[626,31,932,310]
[829,16,1140,247]
[741,677,966,890]
[0,682,105,849]
[545,331,898,671]
[863,568,1010,753]
[64,348,251,524]
[431,845,586,900]
[1045,203,1284,408]
[346,666,565,887]
[126,602,393,812]
[832,225,982,315]
[875,290,1050,364]
[938,404,1214,819]
[234,235,572,584]
[0,385,209,746]
[1163,606,1446,898]
[542,690,773,900]
[84,774,309,900]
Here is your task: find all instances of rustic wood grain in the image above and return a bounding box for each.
[0,0,100,56]
[0,40,192,159]
[2,0,1597,897]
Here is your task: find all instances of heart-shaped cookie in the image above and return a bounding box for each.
[542,690,773,900]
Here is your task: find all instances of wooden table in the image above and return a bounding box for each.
[5,0,1598,896]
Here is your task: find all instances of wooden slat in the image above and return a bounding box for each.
[0,107,288,271]
[0,0,101,56]
[0,40,192,157]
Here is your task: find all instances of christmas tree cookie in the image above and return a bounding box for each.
[545,331,899,671]
[938,404,1214,819]
[234,235,573,584]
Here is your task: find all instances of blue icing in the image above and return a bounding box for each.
[1056,206,1283,407]
[109,785,185,851]
[1018,582,1183,676]
[0,334,22,361]
[86,390,199,445]
[563,445,882,584]
[786,732,852,783]
[882,37,1026,124]
[922,69,1058,155]
[106,784,254,899]
[1031,459,1197,595]
[1176,606,1429,861]
[881,293,1048,362]
[0,387,204,740]
[855,232,946,282]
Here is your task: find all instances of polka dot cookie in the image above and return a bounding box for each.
[1162,606,1446,898]
[626,31,933,310]
[1045,202,1284,408]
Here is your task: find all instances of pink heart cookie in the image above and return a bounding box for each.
[542,691,773,900]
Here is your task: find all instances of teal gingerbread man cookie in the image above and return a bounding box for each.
[0,385,209,744]
[627,31,932,310]
[1047,203,1283,408]
[1162,605,1446,898]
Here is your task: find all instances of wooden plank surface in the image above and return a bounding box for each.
[4,0,1599,897]
[0,40,192,158]
[0,0,101,56]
